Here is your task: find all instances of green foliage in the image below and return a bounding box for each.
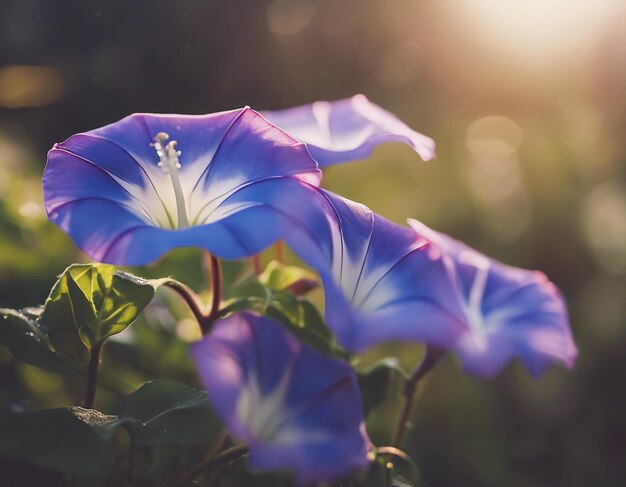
[0,259,407,486]
[258,260,318,294]
[358,358,408,418]
[222,269,347,360]
[0,264,163,372]
[0,308,78,374]
[0,380,224,484]
[54,265,163,349]
[0,407,118,476]
[119,380,222,447]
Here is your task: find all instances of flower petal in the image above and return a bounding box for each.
[43,109,322,264]
[262,94,436,166]
[407,219,578,377]
[190,311,371,483]
[189,108,321,225]
[47,177,328,265]
[88,110,243,179]
[283,189,467,352]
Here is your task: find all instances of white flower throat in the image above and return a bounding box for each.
[151,132,189,228]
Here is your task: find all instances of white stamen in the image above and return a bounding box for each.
[151,132,189,228]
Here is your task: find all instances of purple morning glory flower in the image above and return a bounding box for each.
[43,108,322,265]
[190,311,371,484]
[280,187,576,377]
[262,94,436,167]
[279,188,468,353]
[407,219,578,377]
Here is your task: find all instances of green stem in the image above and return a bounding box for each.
[82,341,104,409]
[391,346,445,447]
[385,459,393,487]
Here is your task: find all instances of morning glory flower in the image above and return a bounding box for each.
[262,94,436,167]
[407,219,578,377]
[279,188,468,353]
[190,311,371,484]
[281,187,576,377]
[43,108,321,265]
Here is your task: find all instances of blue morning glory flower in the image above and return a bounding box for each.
[407,219,578,377]
[262,94,436,167]
[278,188,468,353]
[190,311,372,484]
[280,187,576,377]
[43,108,321,265]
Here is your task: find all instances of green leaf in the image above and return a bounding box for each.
[258,260,318,294]
[357,358,407,417]
[0,308,78,374]
[39,266,91,365]
[120,380,222,447]
[222,266,345,360]
[0,264,164,371]
[70,406,136,440]
[220,296,269,316]
[0,382,224,478]
[57,264,161,348]
[0,407,119,476]
[266,291,349,360]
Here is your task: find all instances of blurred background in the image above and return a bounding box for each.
[0,0,625,486]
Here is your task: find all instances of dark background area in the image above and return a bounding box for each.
[0,1,625,486]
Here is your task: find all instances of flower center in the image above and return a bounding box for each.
[236,367,293,442]
[461,255,491,351]
[151,132,189,228]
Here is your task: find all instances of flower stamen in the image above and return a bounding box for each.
[152,132,189,228]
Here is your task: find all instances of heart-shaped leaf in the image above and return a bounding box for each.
[357,358,407,417]
[0,308,79,374]
[0,407,120,476]
[0,264,165,371]
[120,380,222,447]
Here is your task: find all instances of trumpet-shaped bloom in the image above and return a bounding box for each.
[282,188,576,377]
[43,108,322,265]
[262,94,435,166]
[280,188,468,353]
[407,219,577,377]
[190,311,371,484]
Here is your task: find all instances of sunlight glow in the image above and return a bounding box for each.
[459,0,624,65]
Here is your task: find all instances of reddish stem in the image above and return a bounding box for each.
[251,255,262,274]
[391,346,445,447]
[165,254,222,335]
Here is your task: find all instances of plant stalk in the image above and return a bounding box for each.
[275,240,284,263]
[83,341,104,409]
[391,346,445,447]
[206,253,222,325]
[251,254,262,274]
[166,254,223,335]
[164,280,213,333]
